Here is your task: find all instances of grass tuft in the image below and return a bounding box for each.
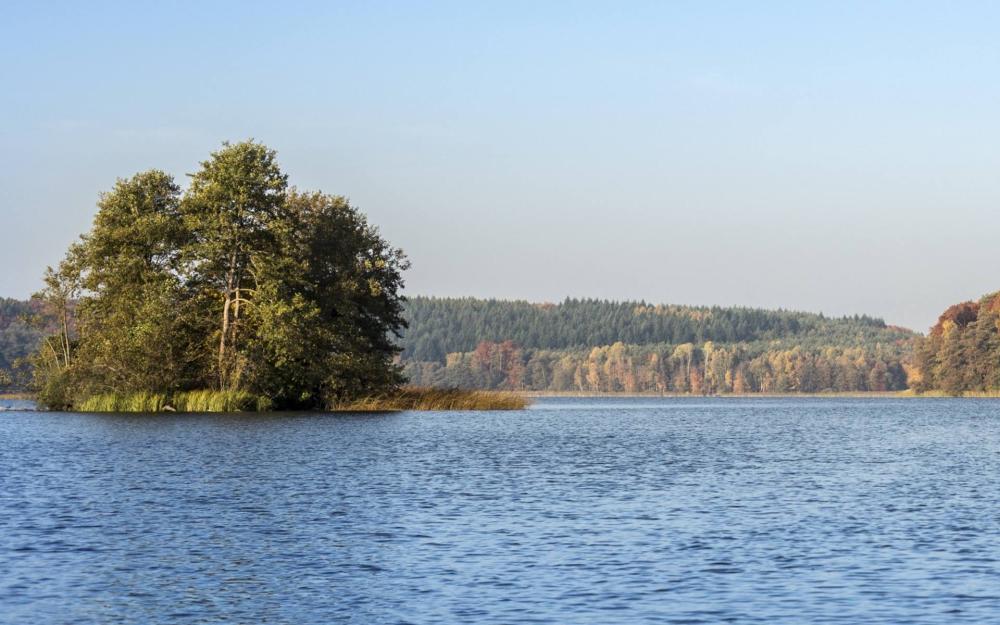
[79,392,167,412]
[329,387,529,411]
[170,390,266,412]
[78,390,270,412]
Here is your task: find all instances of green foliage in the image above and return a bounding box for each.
[30,141,407,410]
[181,141,289,391]
[68,171,197,398]
[243,190,409,407]
[400,298,918,394]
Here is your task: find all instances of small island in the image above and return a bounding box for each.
[22,140,524,412]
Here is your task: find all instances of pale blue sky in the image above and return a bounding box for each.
[3,1,1000,331]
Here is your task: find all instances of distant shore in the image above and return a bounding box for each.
[9,388,1000,409]
[521,390,1000,399]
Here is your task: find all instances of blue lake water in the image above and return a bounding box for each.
[2,397,1000,624]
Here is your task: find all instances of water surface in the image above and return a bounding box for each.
[2,397,1000,623]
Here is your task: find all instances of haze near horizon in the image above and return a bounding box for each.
[3,1,1000,332]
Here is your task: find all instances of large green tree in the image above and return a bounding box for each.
[245,190,409,406]
[181,141,289,391]
[69,171,194,397]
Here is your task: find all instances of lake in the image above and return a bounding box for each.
[2,397,1000,624]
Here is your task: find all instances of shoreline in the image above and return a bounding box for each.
[520,390,1000,399]
[10,389,1000,410]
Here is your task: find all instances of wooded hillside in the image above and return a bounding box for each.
[401,297,918,393]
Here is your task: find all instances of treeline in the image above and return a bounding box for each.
[0,298,53,390]
[404,340,912,393]
[400,297,918,394]
[915,291,1000,394]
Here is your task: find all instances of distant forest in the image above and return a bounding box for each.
[400,297,918,394]
[0,298,47,388]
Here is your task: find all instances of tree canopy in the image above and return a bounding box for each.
[31,140,408,409]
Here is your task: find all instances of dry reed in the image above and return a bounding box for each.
[329,387,529,411]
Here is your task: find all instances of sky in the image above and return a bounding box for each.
[2,1,1000,332]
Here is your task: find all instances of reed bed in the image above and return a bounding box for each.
[900,389,1000,398]
[79,392,168,412]
[171,390,272,412]
[330,387,529,411]
[78,390,272,412]
[77,388,526,412]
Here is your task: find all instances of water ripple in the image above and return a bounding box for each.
[2,397,1000,623]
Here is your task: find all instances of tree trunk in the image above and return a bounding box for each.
[60,300,71,366]
[219,292,231,390]
[219,251,238,390]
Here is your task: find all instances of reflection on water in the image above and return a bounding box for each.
[0,398,36,411]
[2,398,1000,624]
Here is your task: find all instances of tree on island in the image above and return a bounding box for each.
[32,140,409,410]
